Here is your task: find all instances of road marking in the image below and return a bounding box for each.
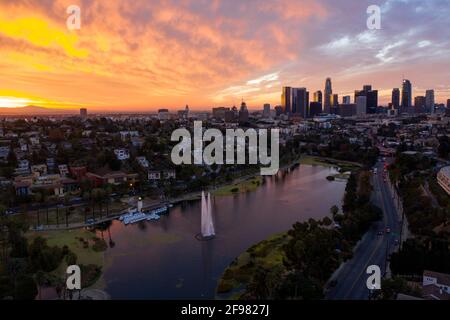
[343,169,389,299]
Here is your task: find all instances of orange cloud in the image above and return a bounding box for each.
[0,0,329,110]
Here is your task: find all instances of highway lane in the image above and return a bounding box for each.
[326,159,401,300]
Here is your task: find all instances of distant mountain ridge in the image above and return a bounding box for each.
[0,105,77,115]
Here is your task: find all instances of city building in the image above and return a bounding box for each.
[437,166,450,196]
[158,109,170,120]
[80,108,88,118]
[337,104,356,117]
[447,99,450,109]
[114,149,130,161]
[309,102,322,117]
[281,87,292,114]
[274,106,283,117]
[355,85,378,114]
[324,78,332,114]
[414,96,426,113]
[212,107,230,120]
[425,90,435,113]
[263,104,271,118]
[292,88,309,117]
[392,88,400,109]
[238,100,249,123]
[423,270,450,300]
[342,96,351,104]
[136,156,150,168]
[58,164,69,177]
[313,91,322,104]
[402,79,412,109]
[356,96,367,116]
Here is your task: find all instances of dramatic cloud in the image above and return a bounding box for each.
[0,0,449,110]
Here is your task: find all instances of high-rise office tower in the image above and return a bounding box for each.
[392,88,400,109]
[425,90,435,113]
[356,96,367,116]
[324,78,332,114]
[447,99,450,109]
[80,108,88,118]
[239,100,249,123]
[363,85,372,92]
[281,87,292,114]
[355,86,378,114]
[414,96,426,112]
[309,102,322,117]
[292,88,309,118]
[342,96,351,104]
[402,79,412,109]
[263,104,271,117]
[313,91,323,104]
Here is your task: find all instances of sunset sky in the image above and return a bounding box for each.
[0,0,449,111]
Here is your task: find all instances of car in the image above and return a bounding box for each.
[385,227,391,233]
[377,230,384,236]
[394,239,399,246]
[86,218,96,225]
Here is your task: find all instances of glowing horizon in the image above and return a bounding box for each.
[1,0,450,111]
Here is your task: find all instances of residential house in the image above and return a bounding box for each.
[422,270,450,300]
[114,149,130,161]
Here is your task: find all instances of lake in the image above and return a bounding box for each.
[101,164,347,299]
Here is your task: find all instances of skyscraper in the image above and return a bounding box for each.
[392,88,400,109]
[355,85,377,114]
[356,96,367,116]
[324,78,332,114]
[401,79,412,109]
[425,90,435,113]
[263,104,271,117]
[239,100,249,123]
[80,108,87,118]
[447,99,450,109]
[292,88,309,118]
[281,87,292,114]
[342,96,351,104]
[414,96,426,113]
[313,91,322,104]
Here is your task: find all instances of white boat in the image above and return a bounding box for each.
[146,213,161,221]
[123,212,147,225]
[120,206,168,225]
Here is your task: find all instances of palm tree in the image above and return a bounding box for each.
[56,205,59,227]
[45,196,50,226]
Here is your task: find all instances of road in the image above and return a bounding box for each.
[326,158,401,300]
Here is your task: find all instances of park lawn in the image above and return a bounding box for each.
[26,228,107,290]
[213,176,263,197]
[26,229,104,267]
[216,232,290,299]
[300,156,361,172]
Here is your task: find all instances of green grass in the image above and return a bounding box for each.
[300,156,361,171]
[213,176,263,197]
[216,232,291,299]
[26,228,107,290]
[27,229,104,266]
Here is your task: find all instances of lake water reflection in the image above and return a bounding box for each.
[102,165,346,299]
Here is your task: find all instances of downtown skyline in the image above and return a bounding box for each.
[1,0,450,111]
